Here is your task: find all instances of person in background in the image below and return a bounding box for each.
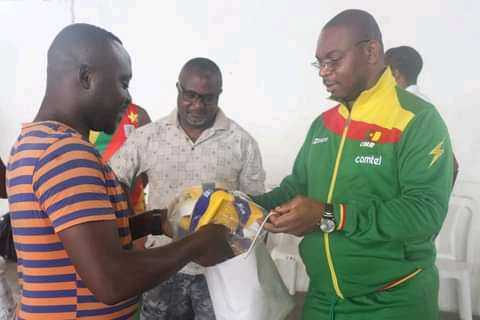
[110,57,266,320]
[385,46,430,101]
[90,103,151,214]
[90,103,152,250]
[386,45,459,184]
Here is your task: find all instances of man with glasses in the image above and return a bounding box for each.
[253,9,454,319]
[110,57,265,320]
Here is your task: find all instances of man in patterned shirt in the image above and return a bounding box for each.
[6,24,232,320]
[110,57,266,320]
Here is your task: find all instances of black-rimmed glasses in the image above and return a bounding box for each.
[176,83,220,106]
[312,39,371,72]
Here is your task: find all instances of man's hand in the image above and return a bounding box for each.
[193,224,234,267]
[264,196,324,236]
[59,220,233,305]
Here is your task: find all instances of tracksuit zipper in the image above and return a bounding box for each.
[324,112,351,299]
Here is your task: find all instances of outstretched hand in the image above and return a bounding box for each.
[263,196,324,236]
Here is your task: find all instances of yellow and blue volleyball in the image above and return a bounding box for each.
[171,183,265,239]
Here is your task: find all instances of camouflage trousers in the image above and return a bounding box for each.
[140,273,216,320]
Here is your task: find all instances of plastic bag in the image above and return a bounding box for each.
[168,184,266,255]
[204,240,295,320]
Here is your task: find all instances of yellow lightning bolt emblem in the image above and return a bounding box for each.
[429,140,444,167]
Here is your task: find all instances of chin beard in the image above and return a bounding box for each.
[186,113,216,129]
[187,120,209,129]
[329,94,340,101]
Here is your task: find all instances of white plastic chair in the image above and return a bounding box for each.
[267,233,309,295]
[436,194,478,320]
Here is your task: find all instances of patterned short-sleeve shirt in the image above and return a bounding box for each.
[109,109,266,274]
[7,121,137,319]
[110,109,266,210]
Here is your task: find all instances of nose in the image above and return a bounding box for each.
[190,97,205,110]
[319,65,332,78]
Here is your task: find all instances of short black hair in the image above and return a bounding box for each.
[180,57,222,88]
[324,9,383,49]
[385,46,423,85]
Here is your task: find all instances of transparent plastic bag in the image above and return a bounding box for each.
[205,240,295,320]
[168,184,267,255]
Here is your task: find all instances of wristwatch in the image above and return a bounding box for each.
[319,203,336,233]
[150,209,166,236]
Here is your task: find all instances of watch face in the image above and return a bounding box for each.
[320,218,336,233]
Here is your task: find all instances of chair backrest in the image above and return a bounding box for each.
[436,194,479,265]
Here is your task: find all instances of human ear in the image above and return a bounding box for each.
[365,40,382,65]
[79,64,92,90]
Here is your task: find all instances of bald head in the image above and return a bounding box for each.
[47,24,123,81]
[324,9,383,49]
[38,23,132,137]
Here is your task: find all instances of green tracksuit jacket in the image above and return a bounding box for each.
[254,69,453,318]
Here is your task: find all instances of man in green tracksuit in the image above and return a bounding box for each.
[253,9,453,320]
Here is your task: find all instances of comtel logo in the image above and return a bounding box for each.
[355,155,383,166]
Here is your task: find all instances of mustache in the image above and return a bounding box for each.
[323,80,337,87]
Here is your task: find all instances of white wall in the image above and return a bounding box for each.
[0,0,479,314]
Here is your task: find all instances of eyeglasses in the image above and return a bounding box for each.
[312,39,371,72]
[176,82,220,106]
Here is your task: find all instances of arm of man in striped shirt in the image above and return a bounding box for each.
[34,138,232,305]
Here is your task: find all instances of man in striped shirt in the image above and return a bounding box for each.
[6,23,232,320]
